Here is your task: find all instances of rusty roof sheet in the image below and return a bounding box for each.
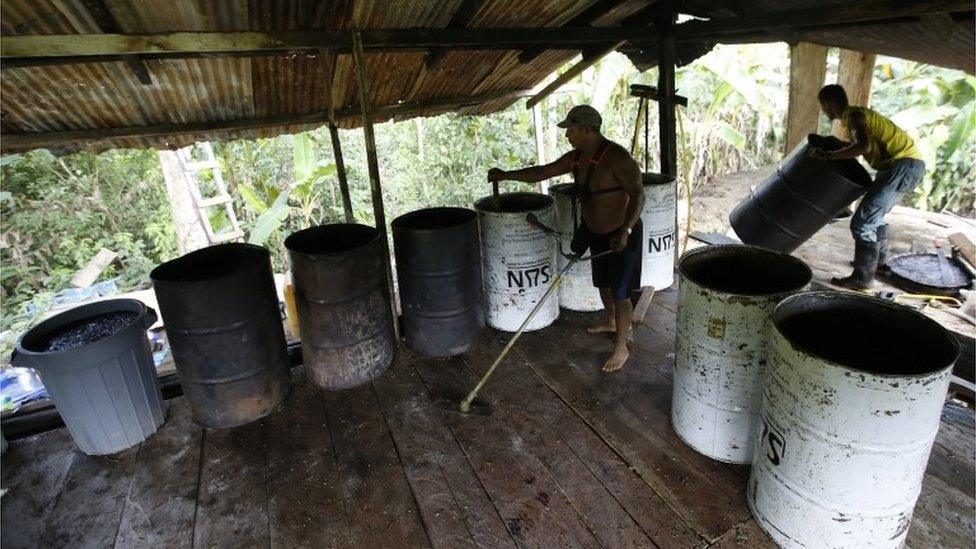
[0,0,972,153]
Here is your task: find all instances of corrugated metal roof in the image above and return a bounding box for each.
[0,0,972,153]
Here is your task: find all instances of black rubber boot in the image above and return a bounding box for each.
[876,224,890,270]
[832,238,880,291]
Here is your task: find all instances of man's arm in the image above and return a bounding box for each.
[820,111,870,160]
[610,154,645,252]
[488,151,573,183]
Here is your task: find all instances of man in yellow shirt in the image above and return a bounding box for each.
[811,84,926,290]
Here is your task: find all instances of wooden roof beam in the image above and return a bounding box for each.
[524,40,626,109]
[0,27,665,58]
[0,88,532,151]
[79,0,152,84]
[425,0,486,69]
[675,0,973,41]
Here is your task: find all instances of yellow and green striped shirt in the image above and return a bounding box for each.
[842,106,922,170]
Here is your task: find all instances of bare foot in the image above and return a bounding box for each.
[587,320,616,334]
[602,347,630,373]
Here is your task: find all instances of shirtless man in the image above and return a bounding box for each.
[488,105,645,372]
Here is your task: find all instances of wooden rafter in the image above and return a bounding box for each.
[79,0,152,84]
[524,41,626,109]
[424,0,485,69]
[0,89,531,150]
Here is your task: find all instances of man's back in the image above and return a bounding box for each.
[842,106,921,169]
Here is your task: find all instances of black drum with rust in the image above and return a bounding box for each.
[151,243,290,428]
[285,224,395,390]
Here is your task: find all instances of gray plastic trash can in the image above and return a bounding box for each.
[13,299,166,455]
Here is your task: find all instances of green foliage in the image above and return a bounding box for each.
[0,148,178,356]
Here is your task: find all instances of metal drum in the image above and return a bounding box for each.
[151,244,290,429]
[749,291,960,548]
[392,207,484,357]
[673,245,811,464]
[475,192,558,332]
[549,184,602,312]
[286,224,395,390]
[730,134,872,253]
[640,173,677,290]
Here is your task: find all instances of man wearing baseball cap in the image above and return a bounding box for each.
[488,105,645,373]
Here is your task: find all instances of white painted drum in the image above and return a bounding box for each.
[640,174,676,290]
[475,192,559,332]
[749,291,959,548]
[549,184,602,312]
[672,245,811,464]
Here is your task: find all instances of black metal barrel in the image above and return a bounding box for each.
[392,207,484,357]
[729,134,872,253]
[285,224,395,390]
[150,243,290,428]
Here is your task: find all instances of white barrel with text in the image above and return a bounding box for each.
[549,183,603,312]
[673,245,811,464]
[640,174,676,290]
[749,292,959,548]
[475,193,558,332]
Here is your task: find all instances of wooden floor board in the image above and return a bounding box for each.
[115,398,203,548]
[0,428,76,549]
[512,315,752,542]
[267,369,350,549]
[462,331,705,548]
[371,354,516,549]
[193,416,270,548]
[321,381,431,548]
[411,356,604,548]
[40,444,139,548]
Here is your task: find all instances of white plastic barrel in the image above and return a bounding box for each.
[672,245,811,464]
[749,291,959,548]
[549,184,603,312]
[475,192,559,332]
[640,174,676,290]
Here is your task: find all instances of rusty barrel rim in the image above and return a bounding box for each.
[285,223,380,258]
[474,192,553,214]
[150,242,270,286]
[773,290,960,378]
[392,207,476,232]
[678,244,812,297]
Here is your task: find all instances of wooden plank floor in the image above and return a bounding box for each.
[2,290,973,548]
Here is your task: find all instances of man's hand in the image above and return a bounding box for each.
[487,168,507,182]
[610,228,629,252]
[807,148,830,162]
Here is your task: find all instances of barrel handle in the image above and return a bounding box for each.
[10,348,27,368]
[144,307,159,329]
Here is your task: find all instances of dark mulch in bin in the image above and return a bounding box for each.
[39,311,138,353]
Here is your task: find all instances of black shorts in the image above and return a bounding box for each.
[590,220,642,302]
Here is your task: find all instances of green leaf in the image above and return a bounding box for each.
[943,101,976,159]
[711,121,747,151]
[0,154,23,167]
[238,184,268,214]
[292,133,315,182]
[247,190,291,245]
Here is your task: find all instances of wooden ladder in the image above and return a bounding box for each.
[174,142,244,245]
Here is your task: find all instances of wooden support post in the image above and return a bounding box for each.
[328,124,354,223]
[657,0,678,265]
[532,102,547,193]
[785,42,828,152]
[352,30,399,340]
[832,49,877,139]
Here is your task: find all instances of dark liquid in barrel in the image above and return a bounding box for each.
[40,312,138,352]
